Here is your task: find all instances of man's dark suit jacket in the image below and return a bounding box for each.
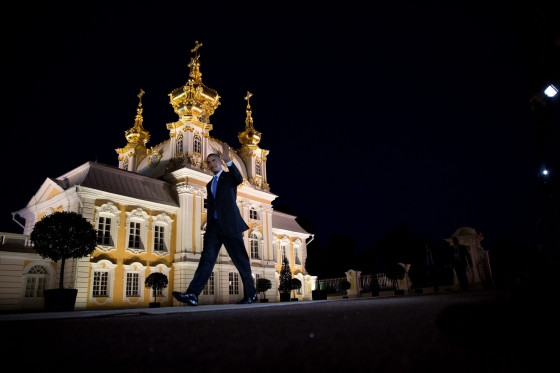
[446,244,473,269]
[206,162,249,235]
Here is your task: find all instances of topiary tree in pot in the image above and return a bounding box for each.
[290,278,302,301]
[256,278,272,302]
[278,256,292,302]
[338,279,351,298]
[30,211,98,312]
[145,272,169,308]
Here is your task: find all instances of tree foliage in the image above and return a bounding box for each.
[278,256,292,294]
[31,211,97,262]
[256,278,272,299]
[385,263,406,290]
[290,278,302,298]
[30,211,97,290]
[145,272,169,303]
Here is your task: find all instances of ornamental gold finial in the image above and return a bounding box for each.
[137,89,145,114]
[190,40,203,56]
[244,91,253,108]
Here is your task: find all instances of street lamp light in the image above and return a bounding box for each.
[544,84,558,98]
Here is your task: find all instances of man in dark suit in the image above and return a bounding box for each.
[446,237,473,291]
[172,142,257,306]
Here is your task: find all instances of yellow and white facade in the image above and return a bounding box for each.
[0,42,314,311]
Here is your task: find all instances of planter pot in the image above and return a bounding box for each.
[259,299,269,303]
[280,293,291,302]
[394,290,405,295]
[44,289,78,312]
[291,298,299,301]
[149,302,161,308]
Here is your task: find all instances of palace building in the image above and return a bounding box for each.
[0,42,314,311]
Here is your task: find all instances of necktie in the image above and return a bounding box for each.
[212,176,218,219]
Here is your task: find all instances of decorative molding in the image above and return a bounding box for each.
[153,212,174,225]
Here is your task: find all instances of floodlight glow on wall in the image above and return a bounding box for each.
[544,85,557,98]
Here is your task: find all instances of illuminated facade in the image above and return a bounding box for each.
[0,42,314,311]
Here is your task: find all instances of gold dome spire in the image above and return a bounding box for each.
[168,41,220,124]
[238,91,261,148]
[125,89,151,146]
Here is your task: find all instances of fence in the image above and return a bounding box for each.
[318,273,394,295]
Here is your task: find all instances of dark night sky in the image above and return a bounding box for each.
[3,1,559,254]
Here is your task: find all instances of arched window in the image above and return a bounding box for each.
[176,134,183,154]
[255,158,261,176]
[193,135,201,154]
[95,202,120,251]
[24,265,48,298]
[250,232,260,259]
[152,212,173,256]
[125,208,149,254]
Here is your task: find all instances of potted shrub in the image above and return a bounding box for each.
[278,256,292,302]
[145,272,169,308]
[30,211,97,312]
[256,278,272,302]
[386,263,407,295]
[290,278,302,301]
[338,279,351,298]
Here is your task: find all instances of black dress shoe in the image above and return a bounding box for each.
[236,294,258,304]
[172,291,198,306]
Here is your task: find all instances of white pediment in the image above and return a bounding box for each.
[27,178,65,207]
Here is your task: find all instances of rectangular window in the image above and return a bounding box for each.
[93,271,108,296]
[126,272,139,296]
[97,217,111,245]
[25,278,36,297]
[154,225,165,251]
[295,252,301,265]
[203,272,215,295]
[254,273,260,286]
[250,209,258,220]
[250,239,259,259]
[36,278,46,297]
[129,222,141,248]
[229,272,239,295]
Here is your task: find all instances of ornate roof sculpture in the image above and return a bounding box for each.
[168,41,221,126]
[116,89,151,159]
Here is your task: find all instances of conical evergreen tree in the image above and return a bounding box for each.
[278,255,292,294]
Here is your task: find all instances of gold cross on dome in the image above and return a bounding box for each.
[137,89,145,107]
[244,91,253,107]
[191,41,203,54]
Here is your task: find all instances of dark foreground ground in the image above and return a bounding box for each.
[1,289,557,373]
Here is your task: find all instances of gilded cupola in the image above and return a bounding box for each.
[168,41,221,124]
[238,91,262,150]
[124,89,151,146]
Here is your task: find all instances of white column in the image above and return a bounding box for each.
[193,187,205,253]
[175,182,195,254]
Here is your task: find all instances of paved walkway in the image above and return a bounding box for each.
[1,290,556,373]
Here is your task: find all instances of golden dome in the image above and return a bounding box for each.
[168,42,220,122]
[125,89,150,146]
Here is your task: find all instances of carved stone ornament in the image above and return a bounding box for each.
[154,212,174,225]
[175,182,197,195]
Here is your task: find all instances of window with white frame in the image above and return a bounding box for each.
[194,135,201,154]
[125,208,149,253]
[229,272,239,295]
[249,208,258,220]
[152,212,173,255]
[24,265,48,297]
[254,273,260,286]
[123,262,146,303]
[203,272,215,295]
[95,202,120,251]
[250,232,260,259]
[93,271,109,297]
[255,158,261,176]
[293,240,302,266]
[90,260,117,304]
[126,272,139,296]
[176,134,183,154]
